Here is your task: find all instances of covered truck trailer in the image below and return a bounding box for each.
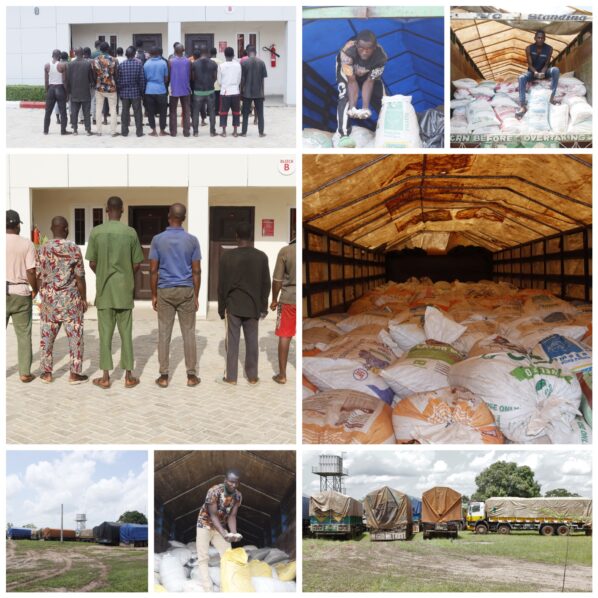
[422,487,463,539]
[309,490,364,539]
[450,8,592,148]
[364,486,413,540]
[409,496,423,533]
[7,527,32,540]
[77,528,95,542]
[302,153,592,446]
[41,528,77,541]
[469,497,592,536]
[93,522,121,546]
[119,523,148,547]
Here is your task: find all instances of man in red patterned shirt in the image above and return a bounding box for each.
[196,470,243,591]
[36,216,88,384]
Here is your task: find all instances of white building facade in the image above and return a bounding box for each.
[7,5,296,104]
[8,153,297,319]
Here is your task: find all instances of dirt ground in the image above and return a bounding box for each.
[6,539,147,592]
[302,534,593,593]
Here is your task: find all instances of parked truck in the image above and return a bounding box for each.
[409,496,422,533]
[7,527,32,540]
[467,497,592,536]
[41,528,77,541]
[309,490,364,539]
[422,487,463,539]
[364,486,413,541]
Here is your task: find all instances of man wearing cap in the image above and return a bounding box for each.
[196,469,243,592]
[6,210,38,383]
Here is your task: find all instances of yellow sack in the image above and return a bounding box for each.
[248,559,272,578]
[154,584,167,592]
[275,561,296,581]
[220,548,255,593]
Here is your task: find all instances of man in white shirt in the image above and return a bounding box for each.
[217,47,242,137]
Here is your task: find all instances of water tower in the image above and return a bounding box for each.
[312,454,348,494]
[75,514,87,532]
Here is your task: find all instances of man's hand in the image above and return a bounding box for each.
[31,290,38,300]
[260,311,268,320]
[270,300,278,311]
[195,297,199,312]
[152,295,158,311]
[536,72,545,80]
[81,300,88,313]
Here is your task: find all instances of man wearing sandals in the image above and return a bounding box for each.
[149,203,201,388]
[270,238,296,385]
[217,222,270,386]
[85,196,144,389]
[37,216,88,385]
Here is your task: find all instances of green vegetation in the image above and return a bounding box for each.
[118,510,148,525]
[6,86,46,102]
[472,461,541,501]
[303,531,592,593]
[97,554,149,593]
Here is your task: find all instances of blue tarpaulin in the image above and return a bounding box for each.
[119,523,148,544]
[409,496,422,521]
[303,16,444,130]
[7,527,32,539]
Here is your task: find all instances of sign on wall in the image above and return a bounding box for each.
[278,158,295,176]
[262,219,275,237]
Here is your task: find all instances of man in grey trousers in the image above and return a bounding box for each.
[149,203,202,387]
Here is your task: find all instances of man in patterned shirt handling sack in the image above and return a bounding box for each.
[335,29,387,148]
[196,470,243,592]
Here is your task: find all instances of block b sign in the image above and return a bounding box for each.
[278,158,295,176]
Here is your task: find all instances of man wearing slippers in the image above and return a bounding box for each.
[85,196,143,389]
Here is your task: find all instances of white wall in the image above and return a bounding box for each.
[71,23,169,53]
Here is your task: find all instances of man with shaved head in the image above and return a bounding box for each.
[66,47,95,135]
[36,216,88,384]
[85,196,144,389]
[149,203,202,387]
[44,49,70,135]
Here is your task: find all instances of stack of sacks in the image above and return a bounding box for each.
[303,279,592,444]
[451,73,592,135]
[155,543,295,592]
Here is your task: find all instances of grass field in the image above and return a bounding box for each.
[6,539,148,592]
[303,531,592,592]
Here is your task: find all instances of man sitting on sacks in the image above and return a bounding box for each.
[515,30,560,119]
[196,469,243,591]
[335,29,388,148]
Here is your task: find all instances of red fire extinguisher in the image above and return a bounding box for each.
[263,44,280,67]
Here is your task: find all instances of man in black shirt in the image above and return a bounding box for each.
[66,47,95,135]
[191,45,218,137]
[217,222,271,386]
[336,29,387,148]
[240,45,268,138]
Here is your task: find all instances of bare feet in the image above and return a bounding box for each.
[272,374,286,385]
[515,106,527,120]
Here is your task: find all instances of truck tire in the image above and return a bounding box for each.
[475,524,488,535]
[556,525,570,536]
[497,524,510,535]
[540,525,555,536]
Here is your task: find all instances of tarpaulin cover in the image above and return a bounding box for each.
[7,527,32,539]
[309,490,363,518]
[364,486,413,529]
[486,497,592,519]
[93,521,121,545]
[303,14,444,129]
[41,528,77,540]
[303,154,592,253]
[451,7,591,80]
[303,496,310,520]
[409,496,423,521]
[120,523,148,544]
[422,487,463,523]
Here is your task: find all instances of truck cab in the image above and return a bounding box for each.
[466,501,485,530]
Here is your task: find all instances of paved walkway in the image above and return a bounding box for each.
[6,306,296,444]
[6,102,296,148]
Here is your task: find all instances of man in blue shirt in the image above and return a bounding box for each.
[143,46,169,136]
[117,46,145,137]
[149,203,201,387]
[516,30,560,119]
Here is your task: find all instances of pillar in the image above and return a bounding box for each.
[167,21,182,55]
[187,186,210,319]
[284,19,296,106]
[8,187,33,239]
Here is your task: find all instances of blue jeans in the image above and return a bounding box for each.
[519,67,560,106]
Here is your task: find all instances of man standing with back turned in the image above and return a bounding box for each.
[149,203,201,388]
[218,222,270,385]
[85,197,144,389]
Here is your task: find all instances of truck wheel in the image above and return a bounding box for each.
[475,524,488,535]
[497,524,510,535]
[540,525,555,536]
[556,525,570,536]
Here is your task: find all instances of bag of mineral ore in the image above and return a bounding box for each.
[453,320,500,355]
[453,78,479,90]
[159,552,188,592]
[220,548,255,592]
[392,387,504,444]
[336,312,392,333]
[388,317,426,352]
[548,102,569,134]
[375,95,422,148]
[522,87,551,132]
[449,351,583,443]
[332,125,375,148]
[535,334,592,374]
[522,293,578,317]
[303,390,395,444]
[380,341,463,400]
[565,96,592,134]
[302,335,396,404]
[468,335,528,358]
[303,326,341,351]
[423,306,466,345]
[577,370,592,426]
[501,314,587,350]
[466,99,500,133]
[302,128,334,148]
[303,313,349,331]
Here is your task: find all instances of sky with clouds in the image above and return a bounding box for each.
[7,451,147,529]
[303,449,592,500]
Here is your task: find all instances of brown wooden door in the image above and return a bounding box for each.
[129,206,170,300]
[208,206,255,301]
[185,33,215,56]
[132,34,163,54]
